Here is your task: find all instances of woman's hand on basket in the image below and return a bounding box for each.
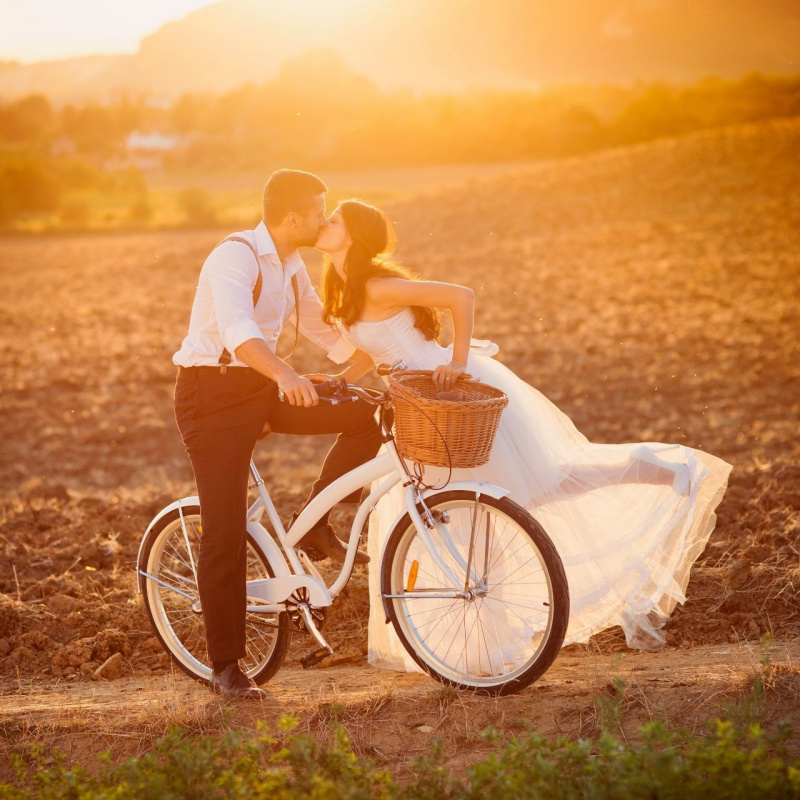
[432,360,467,391]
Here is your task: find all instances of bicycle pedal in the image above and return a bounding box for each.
[300,647,332,669]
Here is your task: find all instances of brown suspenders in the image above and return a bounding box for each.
[214,235,300,370]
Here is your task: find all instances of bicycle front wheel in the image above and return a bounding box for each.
[381,490,569,696]
[138,505,291,685]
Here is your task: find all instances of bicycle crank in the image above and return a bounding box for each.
[286,587,327,633]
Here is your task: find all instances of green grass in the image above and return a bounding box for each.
[3,161,528,234]
[4,708,798,799]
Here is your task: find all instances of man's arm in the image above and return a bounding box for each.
[235,338,319,407]
[206,244,318,406]
[206,242,268,357]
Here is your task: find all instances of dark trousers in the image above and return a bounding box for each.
[174,365,383,663]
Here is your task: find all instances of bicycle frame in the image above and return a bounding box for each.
[139,379,512,659]
[244,428,510,599]
[140,439,508,600]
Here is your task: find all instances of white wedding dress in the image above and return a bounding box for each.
[334,309,732,670]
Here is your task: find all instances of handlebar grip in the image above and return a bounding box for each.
[376,360,406,377]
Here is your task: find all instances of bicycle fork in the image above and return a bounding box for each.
[403,484,484,594]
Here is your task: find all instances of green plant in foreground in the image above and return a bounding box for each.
[457,719,799,800]
[3,713,799,799]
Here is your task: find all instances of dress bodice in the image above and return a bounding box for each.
[340,309,451,370]
[339,309,498,370]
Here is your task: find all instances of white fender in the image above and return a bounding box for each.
[247,574,332,608]
[380,481,511,548]
[378,481,511,619]
[137,498,292,595]
[137,496,200,591]
[421,481,510,502]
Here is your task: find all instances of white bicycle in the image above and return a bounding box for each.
[137,370,569,696]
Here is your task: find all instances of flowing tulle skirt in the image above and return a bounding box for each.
[366,350,732,672]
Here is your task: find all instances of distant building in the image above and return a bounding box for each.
[124,130,184,170]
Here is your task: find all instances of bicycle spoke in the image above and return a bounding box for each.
[438,602,467,670]
[484,598,519,670]
[165,537,195,575]
[486,517,515,574]
[386,494,567,693]
[145,513,285,682]
[426,603,467,658]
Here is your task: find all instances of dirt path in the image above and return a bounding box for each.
[3,639,798,777]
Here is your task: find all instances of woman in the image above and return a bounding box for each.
[315,200,731,669]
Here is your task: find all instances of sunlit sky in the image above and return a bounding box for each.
[0,0,219,62]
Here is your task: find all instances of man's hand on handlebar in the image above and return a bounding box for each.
[277,373,388,406]
[276,371,319,407]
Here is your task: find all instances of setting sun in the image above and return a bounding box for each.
[0,0,388,63]
[0,0,217,61]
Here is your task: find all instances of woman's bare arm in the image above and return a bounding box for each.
[366,277,475,389]
[341,350,376,382]
[304,349,375,385]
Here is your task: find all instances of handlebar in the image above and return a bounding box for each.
[277,362,407,405]
[278,377,389,406]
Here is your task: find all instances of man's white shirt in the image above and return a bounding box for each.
[173,221,354,367]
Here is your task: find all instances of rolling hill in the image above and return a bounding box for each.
[0,0,797,102]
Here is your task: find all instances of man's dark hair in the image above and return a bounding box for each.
[262,169,327,225]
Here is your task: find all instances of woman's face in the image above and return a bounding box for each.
[315,209,351,272]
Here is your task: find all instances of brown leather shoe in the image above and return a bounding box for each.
[299,521,369,564]
[209,663,267,700]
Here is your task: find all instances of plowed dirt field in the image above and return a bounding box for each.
[1,118,798,774]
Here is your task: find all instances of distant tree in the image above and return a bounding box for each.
[61,104,122,155]
[0,94,55,145]
[59,197,90,228]
[613,84,698,144]
[178,187,217,227]
[115,95,145,135]
[170,94,203,134]
[0,150,60,219]
[556,105,606,154]
[128,194,154,224]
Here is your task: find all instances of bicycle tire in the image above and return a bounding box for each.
[138,505,291,685]
[380,490,568,696]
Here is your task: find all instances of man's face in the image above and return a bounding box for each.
[292,194,326,248]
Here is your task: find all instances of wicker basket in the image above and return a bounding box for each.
[388,370,508,468]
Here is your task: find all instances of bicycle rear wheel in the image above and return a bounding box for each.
[381,490,568,696]
[138,505,291,685]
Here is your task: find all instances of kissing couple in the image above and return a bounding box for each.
[173,168,731,697]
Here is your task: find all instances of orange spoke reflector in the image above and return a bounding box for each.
[406,560,419,592]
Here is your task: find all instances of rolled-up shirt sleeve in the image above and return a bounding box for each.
[206,243,267,353]
[294,268,357,363]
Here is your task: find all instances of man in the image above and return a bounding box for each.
[173,169,378,699]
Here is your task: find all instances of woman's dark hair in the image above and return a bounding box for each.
[321,200,440,340]
[263,169,327,225]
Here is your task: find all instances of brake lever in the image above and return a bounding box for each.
[314,376,359,405]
